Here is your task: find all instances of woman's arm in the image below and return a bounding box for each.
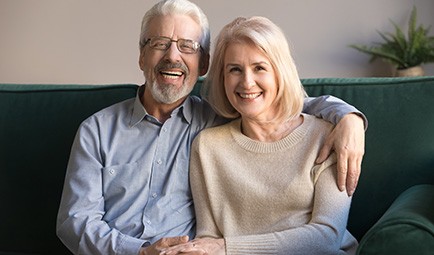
[161,155,356,255]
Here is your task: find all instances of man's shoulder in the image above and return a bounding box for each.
[83,98,135,124]
[186,95,223,126]
[187,95,211,110]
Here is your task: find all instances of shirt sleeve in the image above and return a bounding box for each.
[303,96,368,129]
[56,118,146,255]
[224,154,357,255]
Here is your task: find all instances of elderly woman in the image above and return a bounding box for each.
[162,16,358,255]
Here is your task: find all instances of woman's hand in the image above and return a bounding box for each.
[159,237,225,255]
[139,236,189,255]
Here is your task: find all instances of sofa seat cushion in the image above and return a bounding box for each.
[357,184,434,254]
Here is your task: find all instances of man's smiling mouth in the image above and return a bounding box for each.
[161,70,184,79]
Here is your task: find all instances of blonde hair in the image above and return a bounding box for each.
[204,16,306,120]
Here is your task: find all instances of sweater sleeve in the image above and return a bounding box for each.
[224,155,355,255]
[189,135,222,238]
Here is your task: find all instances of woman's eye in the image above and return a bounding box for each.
[229,67,241,73]
[255,65,266,71]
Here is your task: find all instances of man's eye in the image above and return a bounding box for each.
[180,44,193,50]
[153,41,168,48]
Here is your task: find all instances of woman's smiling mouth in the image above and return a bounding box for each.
[238,92,262,99]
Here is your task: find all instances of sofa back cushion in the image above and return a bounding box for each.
[0,84,138,254]
[301,77,434,240]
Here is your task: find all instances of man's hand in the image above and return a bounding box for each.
[139,236,189,255]
[316,113,365,196]
[159,237,225,255]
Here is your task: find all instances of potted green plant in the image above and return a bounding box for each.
[350,6,434,76]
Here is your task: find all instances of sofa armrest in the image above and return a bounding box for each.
[356,184,434,255]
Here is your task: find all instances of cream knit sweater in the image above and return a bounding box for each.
[190,114,358,255]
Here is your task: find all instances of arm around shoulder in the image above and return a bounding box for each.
[303,96,368,129]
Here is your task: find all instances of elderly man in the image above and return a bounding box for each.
[56,0,365,254]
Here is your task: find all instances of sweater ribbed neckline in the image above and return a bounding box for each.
[229,114,310,153]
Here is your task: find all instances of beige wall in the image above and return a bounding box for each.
[1,0,433,84]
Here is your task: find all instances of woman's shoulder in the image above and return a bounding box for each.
[194,118,239,145]
[302,114,334,135]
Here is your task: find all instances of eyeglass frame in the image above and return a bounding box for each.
[144,36,202,54]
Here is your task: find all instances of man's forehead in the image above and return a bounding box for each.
[147,14,201,40]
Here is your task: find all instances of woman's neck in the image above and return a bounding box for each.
[240,115,303,142]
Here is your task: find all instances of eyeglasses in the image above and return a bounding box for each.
[144,36,201,54]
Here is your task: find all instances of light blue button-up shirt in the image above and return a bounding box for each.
[57,85,364,255]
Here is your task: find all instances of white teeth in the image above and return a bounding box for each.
[161,71,183,78]
[239,93,261,99]
[162,74,180,79]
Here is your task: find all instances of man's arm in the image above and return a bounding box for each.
[303,96,367,127]
[303,96,367,196]
[56,119,146,255]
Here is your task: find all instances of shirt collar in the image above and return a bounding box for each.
[129,85,194,127]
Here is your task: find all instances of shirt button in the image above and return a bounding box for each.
[147,220,151,224]
[152,193,157,198]
[163,127,167,132]
[109,169,115,175]
[157,159,162,164]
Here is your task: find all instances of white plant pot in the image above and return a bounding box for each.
[395,66,425,77]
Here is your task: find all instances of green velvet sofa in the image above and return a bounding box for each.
[1,76,434,255]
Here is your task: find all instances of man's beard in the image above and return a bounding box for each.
[146,62,195,104]
[147,79,194,104]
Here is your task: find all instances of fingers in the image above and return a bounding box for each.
[163,236,189,246]
[155,236,189,250]
[346,153,362,196]
[159,241,206,255]
[160,238,224,255]
[336,150,348,192]
[337,145,364,196]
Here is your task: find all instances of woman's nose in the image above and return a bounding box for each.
[241,72,255,89]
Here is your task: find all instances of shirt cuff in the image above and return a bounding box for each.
[117,234,149,255]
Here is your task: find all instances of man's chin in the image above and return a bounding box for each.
[151,87,191,105]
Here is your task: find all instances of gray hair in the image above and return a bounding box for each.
[139,0,210,57]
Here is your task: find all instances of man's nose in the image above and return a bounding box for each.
[164,41,182,62]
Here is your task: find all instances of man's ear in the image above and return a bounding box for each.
[199,53,210,76]
[139,49,146,71]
